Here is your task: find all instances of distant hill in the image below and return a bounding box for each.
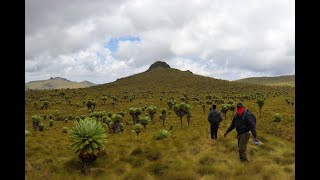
[25,77,96,90]
[234,75,295,87]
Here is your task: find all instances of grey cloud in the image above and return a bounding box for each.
[26,0,295,83]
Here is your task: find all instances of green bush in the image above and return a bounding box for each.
[156,129,171,140]
[133,124,143,136]
[39,123,44,131]
[49,120,54,127]
[62,127,69,133]
[25,130,32,136]
[273,113,282,122]
[138,115,151,128]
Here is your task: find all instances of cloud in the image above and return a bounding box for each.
[26,0,295,83]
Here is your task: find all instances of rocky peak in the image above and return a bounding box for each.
[147,61,171,71]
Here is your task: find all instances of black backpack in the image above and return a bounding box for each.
[209,110,221,124]
[242,109,256,128]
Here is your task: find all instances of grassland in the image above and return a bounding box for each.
[25,68,295,179]
[235,75,295,87]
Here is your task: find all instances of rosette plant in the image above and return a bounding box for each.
[146,105,157,124]
[133,123,143,136]
[32,115,41,131]
[70,117,107,169]
[129,107,142,124]
[109,114,124,133]
[221,104,230,120]
[256,97,265,113]
[138,115,151,128]
[167,100,176,110]
[160,108,167,126]
[173,103,191,128]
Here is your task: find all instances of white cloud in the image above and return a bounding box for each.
[26,0,295,84]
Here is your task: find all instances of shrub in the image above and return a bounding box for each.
[138,115,151,128]
[156,129,171,140]
[49,120,54,127]
[31,115,41,131]
[133,124,143,136]
[25,130,32,136]
[256,97,265,113]
[273,113,282,122]
[62,127,69,133]
[39,123,44,131]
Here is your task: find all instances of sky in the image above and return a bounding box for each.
[25,0,295,84]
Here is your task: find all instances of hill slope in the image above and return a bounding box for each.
[235,75,295,87]
[25,77,96,90]
[25,62,295,179]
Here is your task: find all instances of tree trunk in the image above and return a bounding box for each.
[150,113,155,124]
[180,117,182,128]
[259,107,261,114]
[32,121,39,131]
[79,153,98,173]
[187,117,190,125]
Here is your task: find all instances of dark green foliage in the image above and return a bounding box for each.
[273,113,282,122]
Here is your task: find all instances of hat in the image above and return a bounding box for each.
[236,103,244,107]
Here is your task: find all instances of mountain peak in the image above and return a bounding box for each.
[147,61,171,71]
[49,77,71,82]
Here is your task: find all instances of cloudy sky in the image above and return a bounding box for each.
[25,0,295,84]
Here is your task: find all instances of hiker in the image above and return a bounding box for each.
[208,104,223,141]
[223,103,259,162]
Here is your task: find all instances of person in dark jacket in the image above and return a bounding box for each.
[208,104,223,141]
[223,103,259,162]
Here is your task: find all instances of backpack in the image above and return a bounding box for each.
[242,109,256,128]
[209,110,221,124]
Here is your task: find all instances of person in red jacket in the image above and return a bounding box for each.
[224,103,259,162]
